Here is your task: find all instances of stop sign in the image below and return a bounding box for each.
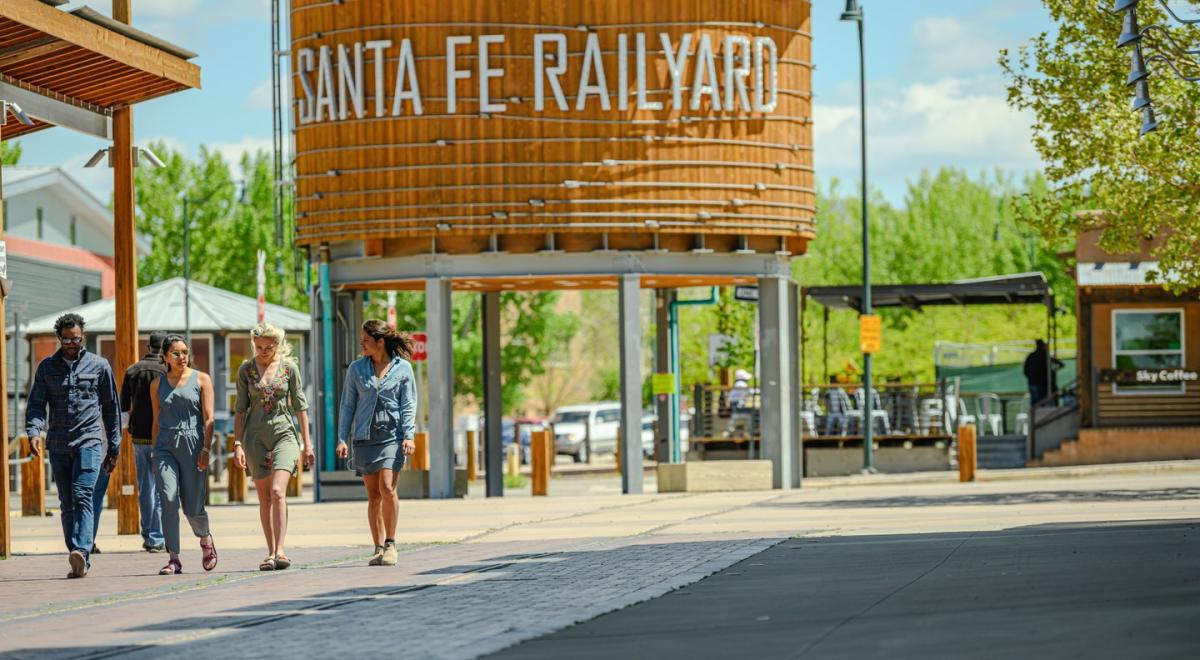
[411,332,427,362]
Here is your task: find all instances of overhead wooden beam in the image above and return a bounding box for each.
[0,36,70,69]
[0,0,200,92]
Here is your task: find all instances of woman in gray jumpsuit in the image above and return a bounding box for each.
[151,335,218,575]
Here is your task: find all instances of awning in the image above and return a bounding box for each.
[0,0,200,140]
[804,272,1053,312]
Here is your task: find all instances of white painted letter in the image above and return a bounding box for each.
[392,38,423,115]
[617,33,629,111]
[689,34,721,111]
[445,35,473,114]
[296,47,315,124]
[636,33,662,111]
[576,32,611,111]
[314,44,337,122]
[534,33,568,111]
[365,39,392,117]
[724,36,752,112]
[478,34,507,113]
[661,33,693,111]
[337,43,366,120]
[753,37,778,113]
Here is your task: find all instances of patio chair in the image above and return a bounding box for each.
[947,395,976,431]
[1014,395,1031,436]
[852,387,892,436]
[918,398,943,435]
[974,393,1004,436]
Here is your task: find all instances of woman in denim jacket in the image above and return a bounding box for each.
[336,319,417,566]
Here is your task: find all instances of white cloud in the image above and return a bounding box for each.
[244,77,288,112]
[814,75,1040,196]
[911,16,1006,76]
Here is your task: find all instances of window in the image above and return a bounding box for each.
[36,207,43,239]
[69,216,77,245]
[596,409,621,424]
[1113,310,1185,394]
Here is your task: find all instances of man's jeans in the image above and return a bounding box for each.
[134,443,163,546]
[49,444,103,565]
[92,463,109,545]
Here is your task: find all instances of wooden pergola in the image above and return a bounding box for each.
[0,0,200,557]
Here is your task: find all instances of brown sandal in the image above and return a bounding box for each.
[158,558,182,575]
[273,554,291,570]
[259,556,276,571]
[200,535,218,572]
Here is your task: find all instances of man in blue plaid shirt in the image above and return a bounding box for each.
[25,313,121,578]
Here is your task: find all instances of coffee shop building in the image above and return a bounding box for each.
[1039,230,1200,465]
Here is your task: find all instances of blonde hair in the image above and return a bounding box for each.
[250,321,293,361]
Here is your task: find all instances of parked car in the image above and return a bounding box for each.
[551,402,621,462]
[640,414,691,460]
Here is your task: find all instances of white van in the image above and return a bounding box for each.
[551,402,622,462]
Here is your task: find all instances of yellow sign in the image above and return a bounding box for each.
[652,373,677,395]
[860,315,882,354]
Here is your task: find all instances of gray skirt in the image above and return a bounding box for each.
[352,439,406,476]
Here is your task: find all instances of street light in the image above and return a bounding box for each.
[182,181,247,346]
[842,0,875,473]
[1112,0,1200,135]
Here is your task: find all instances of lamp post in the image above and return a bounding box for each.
[182,181,246,346]
[841,0,875,472]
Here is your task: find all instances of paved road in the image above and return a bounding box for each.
[2,465,1198,658]
[492,519,1200,659]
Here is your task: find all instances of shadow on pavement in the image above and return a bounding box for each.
[484,518,1200,660]
[765,487,1200,509]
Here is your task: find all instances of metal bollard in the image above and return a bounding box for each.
[412,432,430,471]
[531,430,552,496]
[505,443,520,478]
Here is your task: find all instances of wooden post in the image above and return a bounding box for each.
[287,458,302,497]
[20,437,46,517]
[412,431,429,471]
[531,429,551,496]
[227,435,246,503]
[0,133,10,559]
[615,428,622,476]
[466,430,477,481]
[111,0,139,538]
[957,424,977,483]
[505,443,520,478]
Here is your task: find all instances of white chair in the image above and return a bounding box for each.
[853,387,892,436]
[974,393,1004,436]
[1014,395,1031,436]
[948,395,976,431]
[800,410,818,437]
[919,398,943,435]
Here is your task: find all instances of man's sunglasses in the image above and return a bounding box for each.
[58,337,83,346]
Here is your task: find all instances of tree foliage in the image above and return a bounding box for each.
[1001,0,1200,291]
[134,142,308,309]
[1,140,20,165]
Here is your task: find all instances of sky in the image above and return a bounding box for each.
[10,0,1056,206]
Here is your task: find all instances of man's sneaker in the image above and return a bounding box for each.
[143,542,166,553]
[368,546,384,566]
[68,550,88,578]
[381,542,398,566]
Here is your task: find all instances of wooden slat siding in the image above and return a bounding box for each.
[291,0,813,254]
[1091,300,1200,425]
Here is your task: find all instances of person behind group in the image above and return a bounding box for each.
[728,369,753,409]
[120,331,168,553]
[823,376,850,436]
[150,334,218,575]
[336,320,417,567]
[24,313,120,578]
[233,322,314,571]
[1023,339,1063,406]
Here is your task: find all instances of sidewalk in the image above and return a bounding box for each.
[2,465,1198,658]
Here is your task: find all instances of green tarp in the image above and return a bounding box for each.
[936,359,1077,395]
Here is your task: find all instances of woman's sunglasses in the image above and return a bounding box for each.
[169,350,190,358]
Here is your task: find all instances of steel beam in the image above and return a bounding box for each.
[618,274,644,494]
[759,275,795,489]
[425,277,456,498]
[0,80,110,140]
[482,291,503,497]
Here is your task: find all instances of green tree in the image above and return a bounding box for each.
[365,290,579,414]
[134,141,308,309]
[1,140,20,165]
[1001,0,1200,291]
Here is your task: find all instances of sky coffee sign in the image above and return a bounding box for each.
[1099,368,1200,385]
[294,32,781,124]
